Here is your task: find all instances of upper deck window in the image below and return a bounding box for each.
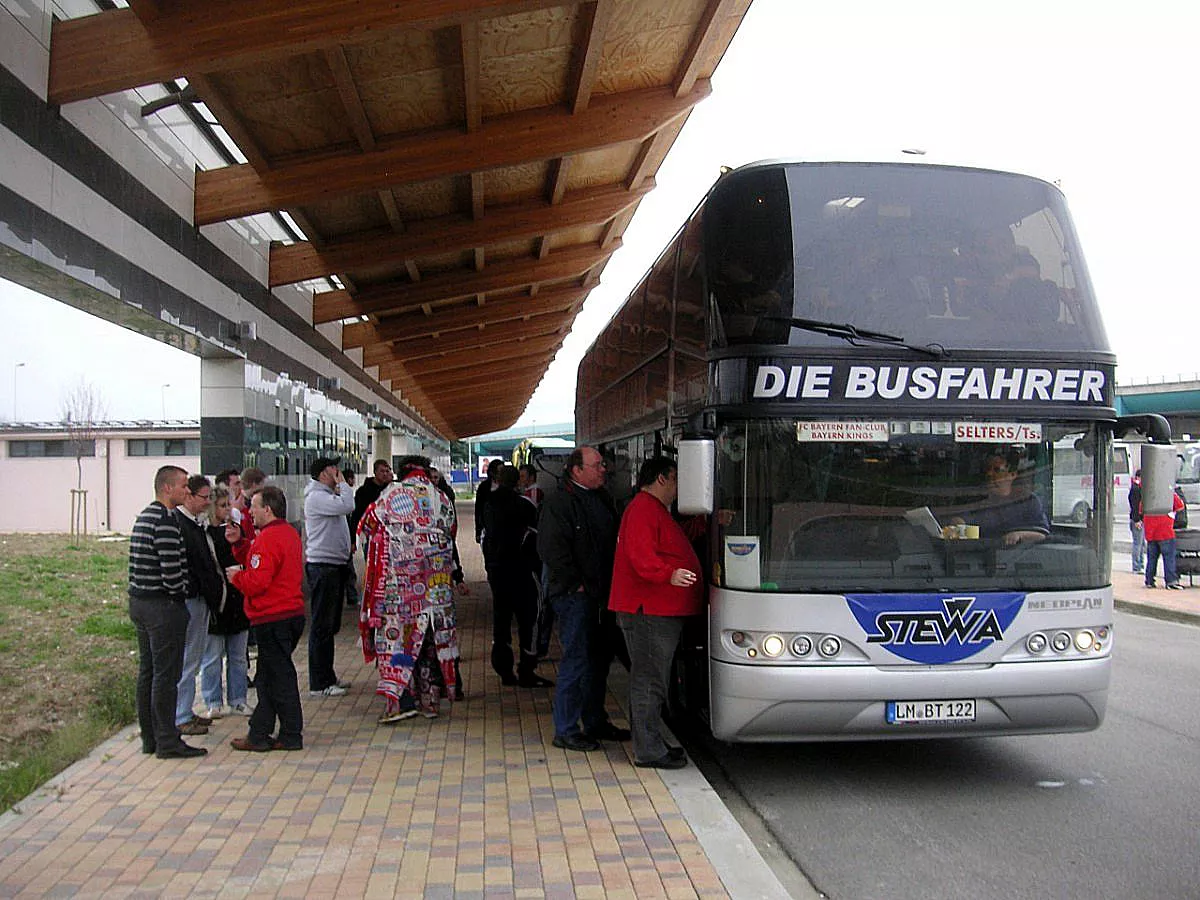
[706,163,1109,353]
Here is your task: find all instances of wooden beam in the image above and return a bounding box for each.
[194,82,709,225]
[570,0,613,114]
[126,0,163,24]
[49,0,580,105]
[187,73,271,172]
[324,45,376,151]
[379,190,406,232]
[313,240,617,323]
[380,333,563,378]
[342,282,589,347]
[460,20,482,133]
[626,129,674,190]
[271,182,647,287]
[362,313,567,367]
[674,0,739,97]
[421,378,543,406]
[413,358,551,392]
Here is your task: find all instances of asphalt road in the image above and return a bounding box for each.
[691,611,1200,900]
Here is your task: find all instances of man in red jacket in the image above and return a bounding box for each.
[226,485,306,751]
[609,457,703,770]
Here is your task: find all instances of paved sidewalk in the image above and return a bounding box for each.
[1111,549,1200,625]
[0,522,791,900]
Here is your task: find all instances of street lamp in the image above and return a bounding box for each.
[161,383,170,420]
[12,361,25,421]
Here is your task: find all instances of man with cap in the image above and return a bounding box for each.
[304,456,355,696]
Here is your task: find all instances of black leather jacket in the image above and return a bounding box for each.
[536,479,617,601]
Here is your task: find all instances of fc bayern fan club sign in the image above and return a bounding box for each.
[719,358,1115,410]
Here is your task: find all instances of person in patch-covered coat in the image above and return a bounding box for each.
[357,455,459,724]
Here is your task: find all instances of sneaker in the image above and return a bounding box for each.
[179,721,209,736]
[189,714,213,726]
[203,706,226,720]
[229,703,253,716]
[1166,583,1184,590]
[309,685,348,697]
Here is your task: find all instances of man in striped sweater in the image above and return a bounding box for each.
[127,465,208,759]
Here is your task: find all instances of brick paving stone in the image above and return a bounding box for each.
[0,516,732,899]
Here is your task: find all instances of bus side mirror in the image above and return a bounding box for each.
[1141,443,1177,516]
[678,438,715,515]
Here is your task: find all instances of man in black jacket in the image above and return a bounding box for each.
[475,458,504,544]
[174,474,224,736]
[538,447,630,752]
[483,465,553,688]
[350,459,393,541]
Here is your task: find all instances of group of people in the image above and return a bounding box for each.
[529,448,708,770]
[1128,469,1190,589]
[129,446,708,773]
[128,463,303,758]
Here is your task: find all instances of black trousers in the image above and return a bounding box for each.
[128,595,189,753]
[305,562,347,691]
[487,567,539,679]
[249,615,305,748]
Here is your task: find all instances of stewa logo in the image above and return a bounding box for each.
[846,593,1025,664]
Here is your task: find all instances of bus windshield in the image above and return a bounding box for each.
[705,163,1109,352]
[714,418,1113,594]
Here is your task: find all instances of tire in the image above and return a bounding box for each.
[1070,501,1090,524]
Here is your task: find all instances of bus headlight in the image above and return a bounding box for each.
[817,635,842,658]
[1051,632,1072,653]
[761,635,785,658]
[1026,633,1048,654]
[791,636,813,657]
[1073,630,1095,652]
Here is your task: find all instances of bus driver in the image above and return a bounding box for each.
[954,453,1049,546]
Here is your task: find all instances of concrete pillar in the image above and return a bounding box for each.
[372,426,392,466]
[200,357,248,475]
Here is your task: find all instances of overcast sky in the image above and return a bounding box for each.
[3,0,1198,431]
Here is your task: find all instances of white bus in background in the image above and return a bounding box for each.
[1177,443,1200,505]
[1051,439,1133,524]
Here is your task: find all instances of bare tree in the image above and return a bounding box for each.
[61,379,107,536]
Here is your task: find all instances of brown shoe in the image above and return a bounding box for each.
[190,714,213,726]
[230,737,273,752]
[179,721,209,736]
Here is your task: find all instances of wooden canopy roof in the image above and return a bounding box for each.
[49,0,753,438]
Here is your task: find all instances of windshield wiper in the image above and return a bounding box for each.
[761,316,947,359]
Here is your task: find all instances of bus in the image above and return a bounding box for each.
[576,160,1173,741]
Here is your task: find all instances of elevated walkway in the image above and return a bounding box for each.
[0,513,792,899]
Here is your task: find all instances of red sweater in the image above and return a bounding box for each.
[1143,492,1185,542]
[230,518,305,625]
[609,491,704,617]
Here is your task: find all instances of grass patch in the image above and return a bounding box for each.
[0,671,137,814]
[0,534,136,814]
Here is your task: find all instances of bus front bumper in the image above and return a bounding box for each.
[708,656,1111,742]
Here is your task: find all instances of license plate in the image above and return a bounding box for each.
[886,699,976,724]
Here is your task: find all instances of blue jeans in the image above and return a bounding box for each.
[175,596,209,726]
[1146,539,1178,586]
[200,630,250,708]
[551,590,611,739]
[1130,521,1146,572]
